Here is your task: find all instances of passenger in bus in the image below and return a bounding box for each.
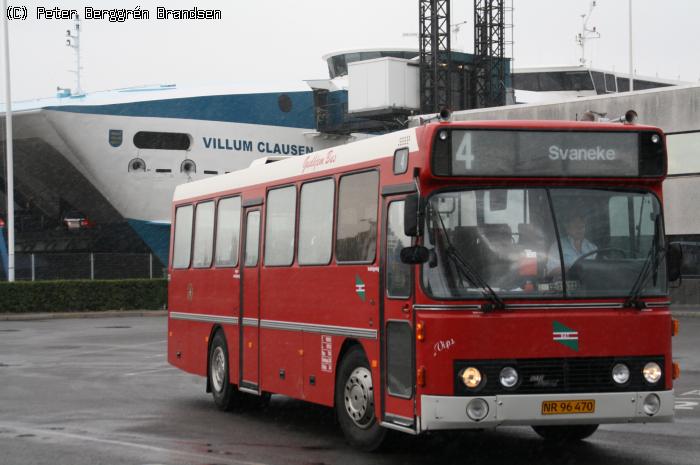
[546,212,597,274]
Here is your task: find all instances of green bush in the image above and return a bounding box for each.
[0,279,167,313]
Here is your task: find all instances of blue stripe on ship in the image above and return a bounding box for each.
[46,91,316,128]
[127,219,171,267]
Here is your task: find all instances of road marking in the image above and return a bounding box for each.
[123,367,176,377]
[680,390,700,396]
[674,399,699,410]
[0,423,267,465]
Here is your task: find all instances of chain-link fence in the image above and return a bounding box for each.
[3,253,166,281]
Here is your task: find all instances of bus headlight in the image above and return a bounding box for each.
[612,363,630,385]
[643,362,662,384]
[460,367,482,389]
[643,393,661,416]
[466,398,489,421]
[499,366,519,388]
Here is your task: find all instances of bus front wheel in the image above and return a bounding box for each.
[335,346,386,451]
[209,330,238,411]
[532,424,599,442]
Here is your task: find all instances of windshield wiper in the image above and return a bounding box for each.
[430,207,505,311]
[625,214,664,309]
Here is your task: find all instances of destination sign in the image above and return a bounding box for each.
[433,130,665,178]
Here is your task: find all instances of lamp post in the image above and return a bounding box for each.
[629,0,634,91]
[1,0,14,281]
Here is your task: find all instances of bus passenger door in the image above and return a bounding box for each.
[240,207,261,392]
[382,197,416,430]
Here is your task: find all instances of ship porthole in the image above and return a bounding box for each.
[181,159,196,174]
[128,158,146,172]
[278,94,293,113]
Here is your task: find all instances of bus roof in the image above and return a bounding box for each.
[172,120,662,203]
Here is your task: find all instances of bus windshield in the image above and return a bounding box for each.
[422,188,667,299]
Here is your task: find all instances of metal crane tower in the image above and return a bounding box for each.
[473,0,507,108]
[419,0,452,114]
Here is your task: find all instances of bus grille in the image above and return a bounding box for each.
[453,356,665,396]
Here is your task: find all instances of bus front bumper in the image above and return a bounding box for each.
[419,390,674,432]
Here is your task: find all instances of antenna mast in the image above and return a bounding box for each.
[576,0,600,67]
[65,14,83,96]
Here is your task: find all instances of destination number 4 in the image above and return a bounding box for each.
[455,133,475,171]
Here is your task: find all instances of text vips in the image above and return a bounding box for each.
[549,145,616,161]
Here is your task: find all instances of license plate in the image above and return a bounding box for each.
[541,399,596,415]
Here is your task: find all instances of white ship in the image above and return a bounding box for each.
[1,81,356,264]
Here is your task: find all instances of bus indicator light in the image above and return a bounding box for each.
[416,322,425,341]
[417,366,426,386]
[672,362,681,380]
[672,319,679,337]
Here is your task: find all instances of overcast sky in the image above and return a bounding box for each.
[2,0,699,102]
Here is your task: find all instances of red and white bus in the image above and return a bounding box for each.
[168,119,682,450]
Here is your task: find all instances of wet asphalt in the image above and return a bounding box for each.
[0,316,699,465]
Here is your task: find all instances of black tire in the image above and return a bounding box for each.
[208,330,239,411]
[532,424,599,442]
[335,346,386,451]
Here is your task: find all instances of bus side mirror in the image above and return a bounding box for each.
[404,194,423,237]
[667,242,683,282]
[400,246,430,264]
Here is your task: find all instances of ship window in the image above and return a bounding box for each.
[278,94,293,113]
[633,79,672,90]
[591,71,606,94]
[617,77,630,92]
[128,158,146,172]
[181,159,196,174]
[513,71,593,92]
[604,73,617,93]
[133,131,191,150]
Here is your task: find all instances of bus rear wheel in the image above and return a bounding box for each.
[532,424,599,442]
[209,330,238,411]
[335,346,386,451]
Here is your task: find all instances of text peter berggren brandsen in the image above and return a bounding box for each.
[35,6,222,22]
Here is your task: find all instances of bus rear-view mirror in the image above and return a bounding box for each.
[667,242,683,282]
[404,194,423,237]
[400,246,429,264]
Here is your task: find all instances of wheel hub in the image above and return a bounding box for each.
[211,346,226,393]
[344,367,375,428]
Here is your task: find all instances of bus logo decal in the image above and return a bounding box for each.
[552,321,579,351]
[355,275,366,302]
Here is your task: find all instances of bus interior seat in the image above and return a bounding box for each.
[478,223,515,282]
[448,226,485,271]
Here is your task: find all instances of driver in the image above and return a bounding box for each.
[547,213,597,274]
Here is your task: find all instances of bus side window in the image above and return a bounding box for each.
[192,201,215,268]
[214,197,241,267]
[298,179,334,265]
[386,201,411,298]
[244,211,261,267]
[172,204,194,269]
[265,186,297,266]
[336,171,379,263]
